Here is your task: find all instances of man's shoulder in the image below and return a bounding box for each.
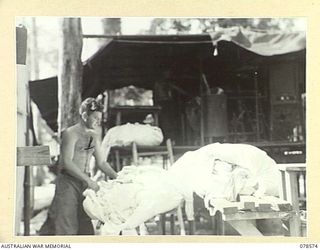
[61,124,80,138]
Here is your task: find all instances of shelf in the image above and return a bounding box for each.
[228,95,267,99]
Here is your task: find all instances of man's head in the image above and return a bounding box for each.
[79,97,103,129]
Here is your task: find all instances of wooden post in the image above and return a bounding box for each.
[24,79,32,236]
[102,91,109,137]
[254,71,260,141]
[23,166,31,236]
[132,142,138,166]
[166,139,174,166]
[17,146,51,235]
[16,25,29,236]
[199,63,205,146]
[181,112,185,145]
[58,18,83,136]
[116,111,121,125]
[28,18,40,80]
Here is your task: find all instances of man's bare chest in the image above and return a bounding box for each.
[74,136,95,153]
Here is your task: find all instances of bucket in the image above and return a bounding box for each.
[201,94,228,137]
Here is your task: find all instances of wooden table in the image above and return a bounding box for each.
[208,196,300,236]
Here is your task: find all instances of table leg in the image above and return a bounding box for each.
[279,170,287,200]
[154,113,159,127]
[285,171,301,236]
[215,211,225,235]
[289,214,301,236]
[160,214,166,235]
[188,220,195,235]
[116,111,121,125]
[115,150,121,172]
[287,172,300,212]
[170,214,175,235]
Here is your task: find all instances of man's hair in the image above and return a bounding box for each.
[79,97,103,115]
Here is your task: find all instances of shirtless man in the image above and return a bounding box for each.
[39,97,117,235]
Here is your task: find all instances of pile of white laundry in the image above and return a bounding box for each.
[83,165,186,235]
[83,143,280,235]
[101,123,164,161]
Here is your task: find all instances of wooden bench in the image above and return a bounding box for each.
[207,195,300,236]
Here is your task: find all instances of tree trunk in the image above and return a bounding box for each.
[58,18,83,136]
[26,17,39,80]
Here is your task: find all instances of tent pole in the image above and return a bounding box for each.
[254,71,260,141]
[24,90,32,236]
[23,166,31,236]
[199,57,205,146]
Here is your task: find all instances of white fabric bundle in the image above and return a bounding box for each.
[197,143,280,197]
[102,123,163,147]
[169,143,280,198]
[168,150,249,202]
[83,165,184,235]
[101,123,164,161]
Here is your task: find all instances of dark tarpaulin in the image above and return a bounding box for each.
[29,77,58,132]
[82,34,214,98]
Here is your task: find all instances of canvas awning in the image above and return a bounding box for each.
[210,27,306,56]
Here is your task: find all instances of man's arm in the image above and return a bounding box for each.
[60,130,99,191]
[93,137,118,179]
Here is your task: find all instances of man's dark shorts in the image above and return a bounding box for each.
[39,171,94,235]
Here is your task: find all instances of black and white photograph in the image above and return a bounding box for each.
[15,17,306,237]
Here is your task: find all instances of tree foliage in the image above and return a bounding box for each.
[148,18,298,34]
[101,18,122,35]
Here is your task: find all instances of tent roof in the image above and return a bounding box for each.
[82,34,214,96]
[29,32,306,132]
[82,31,306,96]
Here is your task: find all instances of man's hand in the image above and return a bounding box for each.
[87,179,100,192]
